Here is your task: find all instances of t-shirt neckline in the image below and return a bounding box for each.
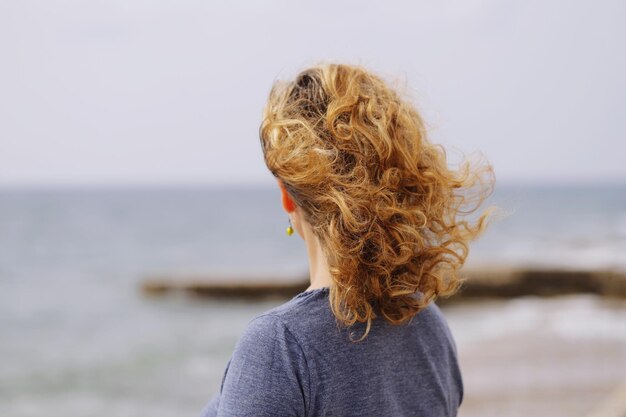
[293,286,331,300]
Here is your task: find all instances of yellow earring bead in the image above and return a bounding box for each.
[286,217,294,236]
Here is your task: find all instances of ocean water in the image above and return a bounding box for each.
[466,183,626,271]
[1,183,625,416]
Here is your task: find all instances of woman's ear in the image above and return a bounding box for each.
[278,179,297,213]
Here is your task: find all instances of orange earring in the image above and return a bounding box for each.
[286,217,294,236]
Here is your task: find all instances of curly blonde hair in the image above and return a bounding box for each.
[259,62,497,342]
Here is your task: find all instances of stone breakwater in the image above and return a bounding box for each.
[140,267,626,301]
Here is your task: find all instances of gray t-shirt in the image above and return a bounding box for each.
[198,286,463,417]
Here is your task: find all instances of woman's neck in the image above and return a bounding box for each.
[302,225,334,291]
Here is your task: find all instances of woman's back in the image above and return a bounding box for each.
[200,287,462,417]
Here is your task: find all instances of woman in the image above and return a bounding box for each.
[199,62,495,416]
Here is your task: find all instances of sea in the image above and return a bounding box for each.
[1,183,625,416]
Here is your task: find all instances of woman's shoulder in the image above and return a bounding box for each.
[237,286,338,347]
[217,296,313,416]
[250,287,333,327]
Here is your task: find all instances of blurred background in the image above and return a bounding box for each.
[1,1,625,416]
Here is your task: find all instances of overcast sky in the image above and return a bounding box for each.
[1,0,624,188]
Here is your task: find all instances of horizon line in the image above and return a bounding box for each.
[1,177,625,191]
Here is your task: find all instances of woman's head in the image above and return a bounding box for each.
[260,62,496,341]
